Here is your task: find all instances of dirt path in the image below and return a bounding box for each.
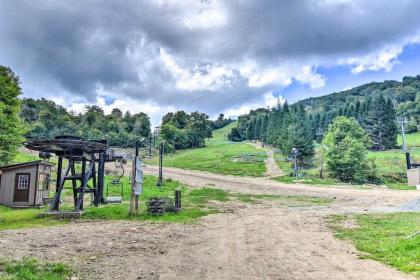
[1,166,419,279]
[249,141,284,177]
[265,149,284,177]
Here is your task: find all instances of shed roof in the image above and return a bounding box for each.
[0,160,54,172]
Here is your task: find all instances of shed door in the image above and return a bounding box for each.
[13,173,30,202]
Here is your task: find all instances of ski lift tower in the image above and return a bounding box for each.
[25,136,109,215]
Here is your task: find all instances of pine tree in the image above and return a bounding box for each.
[284,105,314,161]
[246,118,256,140]
[260,114,268,142]
[365,95,397,150]
[255,116,262,141]
[382,98,398,149]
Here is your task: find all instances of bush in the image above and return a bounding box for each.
[323,116,375,183]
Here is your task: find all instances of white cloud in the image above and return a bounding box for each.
[295,66,326,89]
[239,62,326,89]
[224,91,284,118]
[67,89,176,127]
[239,61,292,88]
[341,46,403,74]
[160,49,235,91]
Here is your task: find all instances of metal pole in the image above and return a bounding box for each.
[157,141,163,187]
[406,152,411,170]
[400,118,407,152]
[148,137,152,157]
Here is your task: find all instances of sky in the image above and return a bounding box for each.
[1,0,420,126]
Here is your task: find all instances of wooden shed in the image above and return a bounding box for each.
[0,161,53,208]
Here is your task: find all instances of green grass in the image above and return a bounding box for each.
[0,173,332,229]
[273,150,341,186]
[188,188,230,204]
[0,258,71,280]
[328,212,420,277]
[368,148,420,190]
[272,175,340,185]
[234,193,332,205]
[73,176,220,223]
[397,132,420,147]
[146,122,267,176]
[11,151,40,163]
[272,143,419,189]
[0,206,65,230]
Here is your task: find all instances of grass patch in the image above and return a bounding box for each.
[0,206,65,230]
[83,176,220,223]
[0,258,71,280]
[11,151,40,164]
[235,193,332,205]
[145,122,267,177]
[273,144,419,190]
[328,212,420,276]
[0,172,332,229]
[272,175,340,185]
[397,132,420,147]
[188,188,230,204]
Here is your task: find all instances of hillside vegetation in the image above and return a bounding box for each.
[146,122,267,176]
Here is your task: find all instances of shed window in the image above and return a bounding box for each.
[17,174,30,190]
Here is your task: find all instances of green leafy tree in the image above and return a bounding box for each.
[0,66,24,165]
[323,116,372,183]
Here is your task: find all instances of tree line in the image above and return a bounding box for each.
[20,98,152,147]
[159,111,214,151]
[229,88,407,156]
[1,66,227,165]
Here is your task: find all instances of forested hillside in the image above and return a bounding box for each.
[20,98,228,151]
[299,75,420,134]
[20,98,152,147]
[229,75,420,154]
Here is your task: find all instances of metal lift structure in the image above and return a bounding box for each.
[25,136,120,214]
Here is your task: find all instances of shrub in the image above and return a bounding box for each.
[323,116,374,183]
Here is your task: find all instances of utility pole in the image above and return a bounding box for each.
[148,136,152,157]
[399,118,411,170]
[291,148,299,179]
[156,141,163,187]
[399,118,408,152]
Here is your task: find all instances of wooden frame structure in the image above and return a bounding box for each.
[25,136,110,212]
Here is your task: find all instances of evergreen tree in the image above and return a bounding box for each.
[284,105,314,161]
[365,95,397,150]
[382,98,398,149]
[246,118,256,140]
[255,116,262,141]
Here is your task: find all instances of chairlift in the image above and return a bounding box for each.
[105,157,125,203]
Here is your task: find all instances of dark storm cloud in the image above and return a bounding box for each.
[1,0,420,116]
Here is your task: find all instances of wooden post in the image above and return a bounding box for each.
[129,141,139,216]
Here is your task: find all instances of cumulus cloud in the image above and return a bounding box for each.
[340,46,403,74]
[1,0,420,122]
[223,91,284,118]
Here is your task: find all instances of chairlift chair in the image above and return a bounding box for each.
[105,158,125,203]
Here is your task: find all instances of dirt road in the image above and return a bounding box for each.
[0,166,418,279]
